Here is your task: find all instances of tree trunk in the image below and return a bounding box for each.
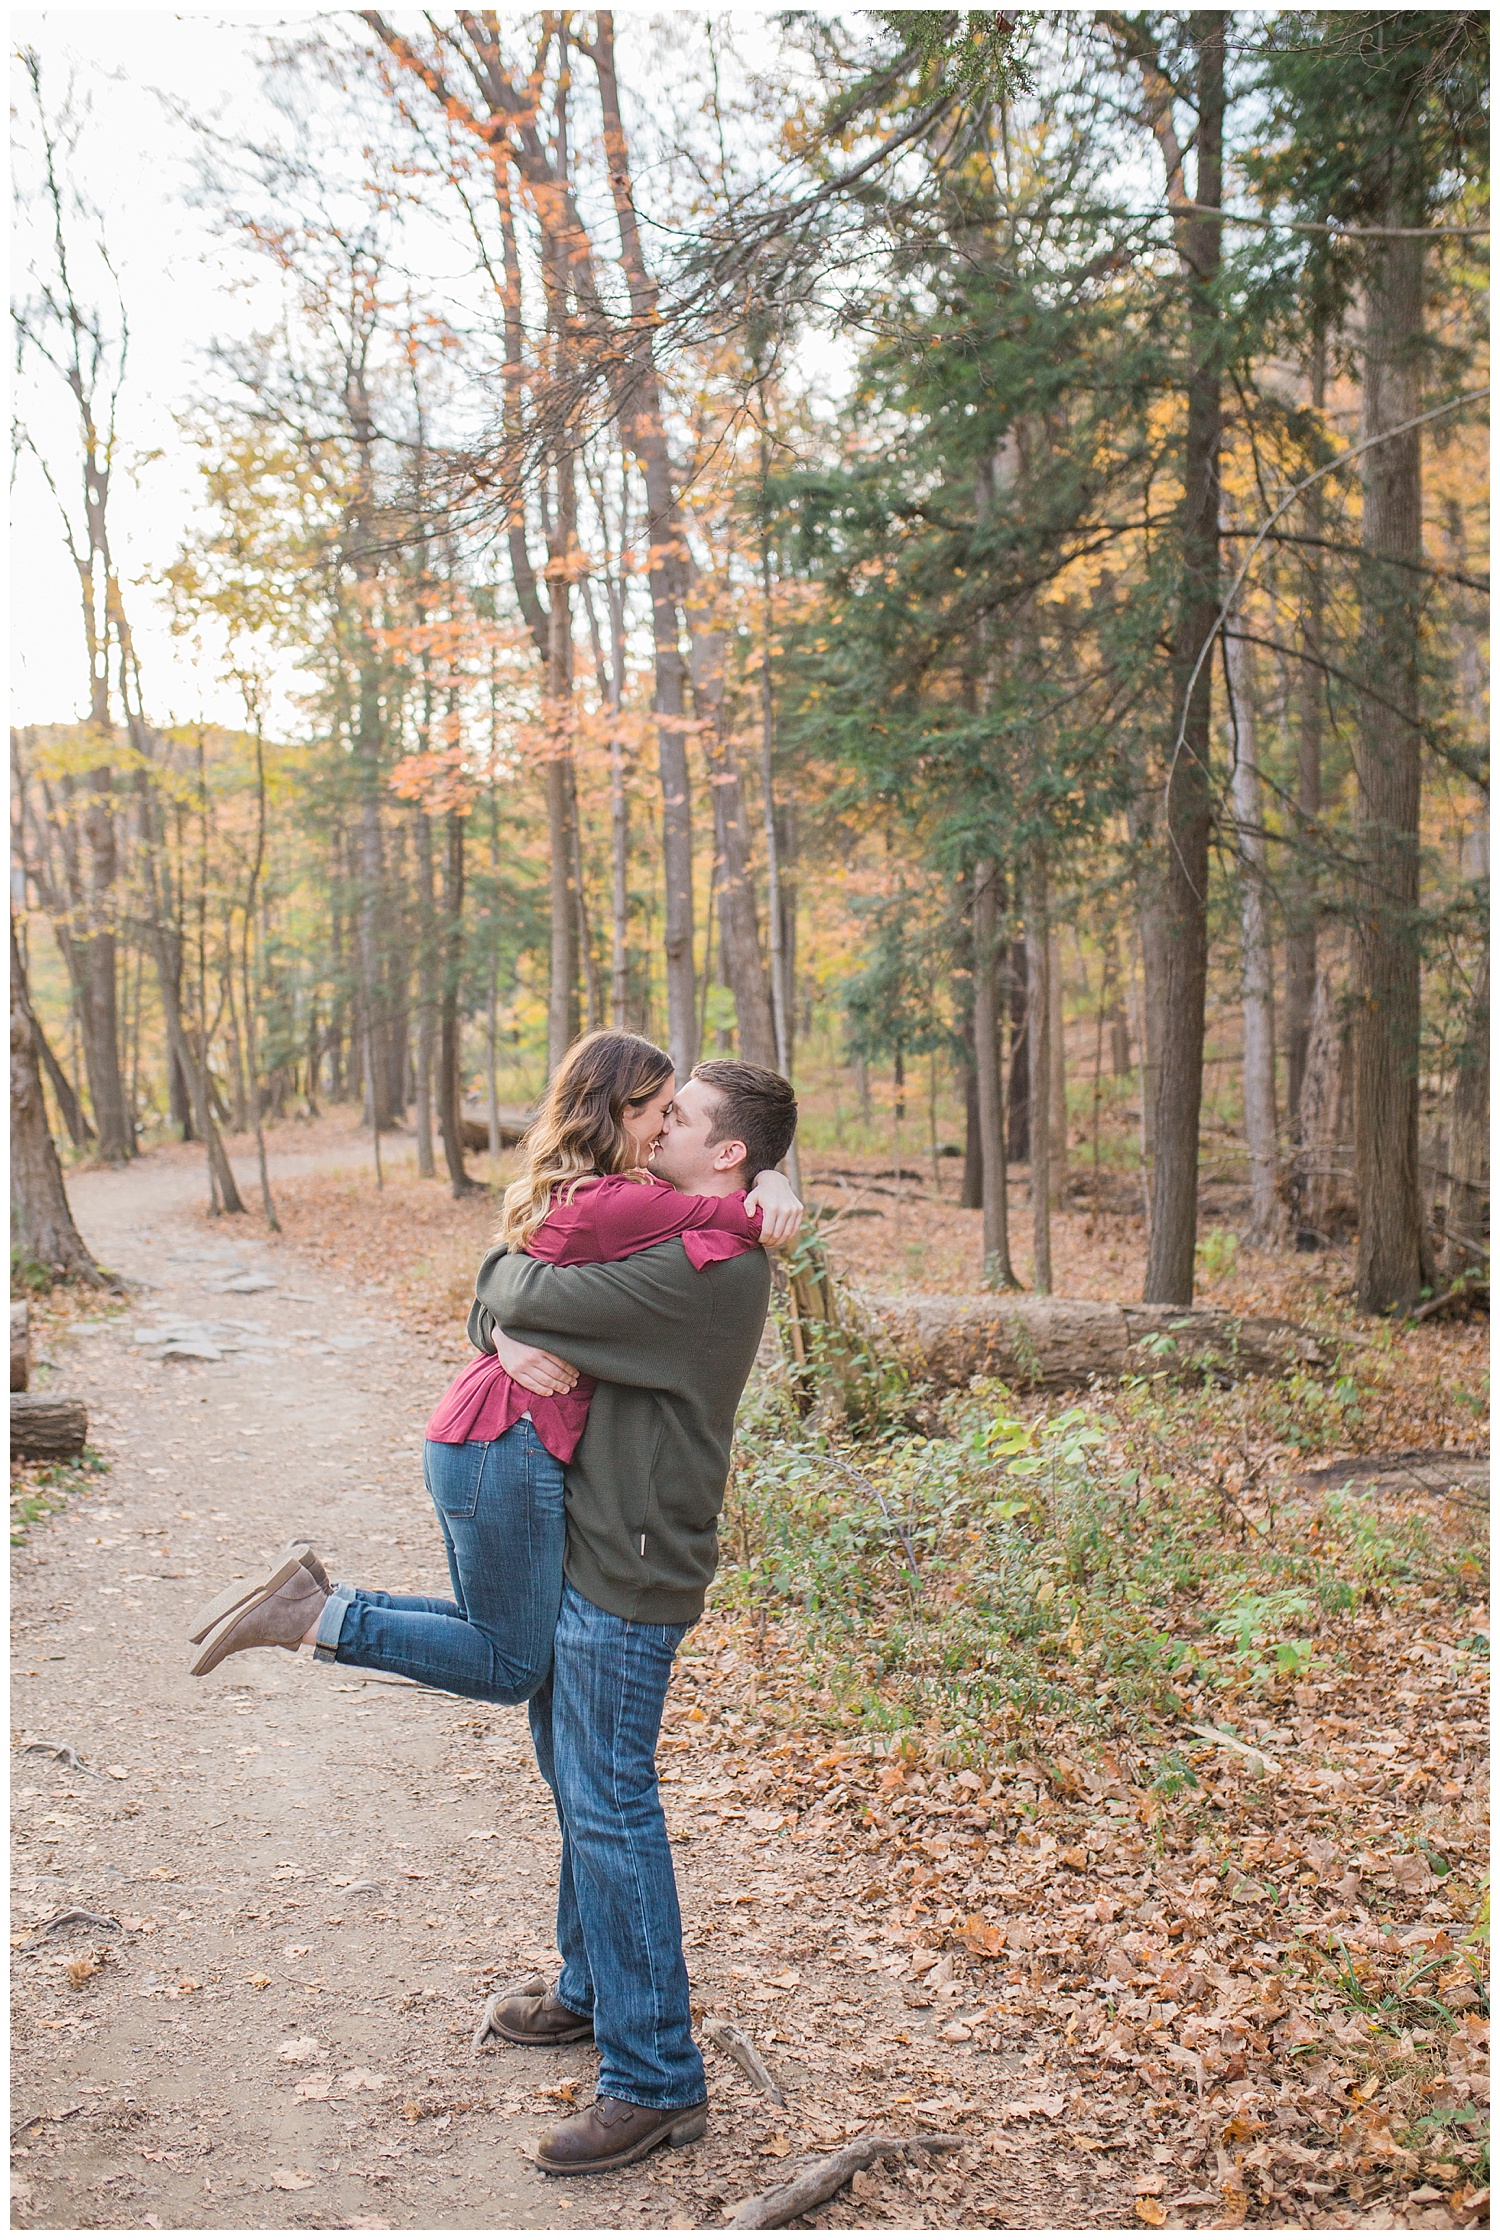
[591,16,699,1077]
[1006,939,1030,1164]
[10,919,104,1285]
[1142,13,1223,1307]
[758,443,794,1086]
[567,756,603,1035]
[437,808,471,1195]
[383,815,410,1124]
[691,611,777,1067]
[79,769,130,1160]
[973,860,1018,1288]
[545,441,581,1076]
[1292,966,1352,1246]
[960,1060,983,1209]
[1441,955,1488,1273]
[605,579,631,1030]
[1102,930,1131,1076]
[1285,324,1327,1124]
[1133,804,1168,1179]
[1048,926,1068,1210]
[357,792,391,1131]
[414,810,437,1178]
[1352,222,1427,1312]
[1228,625,1284,1246]
[1027,851,1052,1294]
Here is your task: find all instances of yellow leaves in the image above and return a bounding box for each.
[1135,2194,1167,2226]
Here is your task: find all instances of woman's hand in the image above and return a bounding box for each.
[492,1327,580,1399]
[745,1167,804,1248]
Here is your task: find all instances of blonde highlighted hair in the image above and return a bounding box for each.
[496,1030,674,1252]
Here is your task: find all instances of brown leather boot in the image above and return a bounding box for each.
[532,2095,708,2175]
[189,1557,330,1677]
[474,1974,594,2049]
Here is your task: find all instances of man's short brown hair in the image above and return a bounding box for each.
[691,1060,798,1182]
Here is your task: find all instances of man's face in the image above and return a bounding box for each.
[650,1077,748,1194]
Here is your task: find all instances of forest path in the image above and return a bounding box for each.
[11,1140,1113,2232]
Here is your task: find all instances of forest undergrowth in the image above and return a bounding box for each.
[242,1143,1491,2228]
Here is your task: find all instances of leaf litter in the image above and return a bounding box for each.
[211,1165,1490,2228]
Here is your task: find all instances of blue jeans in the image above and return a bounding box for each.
[528,1579,703,2111]
[312,1427,565,1704]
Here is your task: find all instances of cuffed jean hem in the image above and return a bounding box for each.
[312,1581,355,1663]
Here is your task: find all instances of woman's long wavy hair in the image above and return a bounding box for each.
[496,1030,674,1252]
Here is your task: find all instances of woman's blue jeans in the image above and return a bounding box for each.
[312,1426,565,1704]
[528,1579,704,2111]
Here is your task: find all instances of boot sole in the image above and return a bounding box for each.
[187,1543,324,1644]
[533,2104,707,2175]
[189,1556,316,1678]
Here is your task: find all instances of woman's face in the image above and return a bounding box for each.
[621,1074,676,1166]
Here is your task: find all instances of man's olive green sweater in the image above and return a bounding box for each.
[469,1240,771,1626]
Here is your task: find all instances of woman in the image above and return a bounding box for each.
[186,1031,800,1698]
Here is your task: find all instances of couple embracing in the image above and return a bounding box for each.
[188,1033,802,2175]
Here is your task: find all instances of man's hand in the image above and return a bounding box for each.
[493,1327,581,1398]
[745,1168,803,1249]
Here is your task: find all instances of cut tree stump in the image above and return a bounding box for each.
[12,1301,31,1393]
[867,1292,1326,1391]
[11,1395,88,1460]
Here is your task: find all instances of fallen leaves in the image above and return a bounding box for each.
[260,1155,1489,2232]
[268,2168,314,2191]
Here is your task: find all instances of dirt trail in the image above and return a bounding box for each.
[11,1139,1101,2232]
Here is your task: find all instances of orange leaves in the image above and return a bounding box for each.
[388,748,477,817]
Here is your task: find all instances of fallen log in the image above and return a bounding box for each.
[11,1395,88,1460]
[867,1292,1326,1390]
[12,1300,31,1393]
[724,2132,962,2229]
[458,1106,532,1153]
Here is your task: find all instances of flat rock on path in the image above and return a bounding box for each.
[11,1140,1124,2232]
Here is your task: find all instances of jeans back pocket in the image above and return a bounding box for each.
[424,1437,488,1519]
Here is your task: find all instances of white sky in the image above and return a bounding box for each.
[9,3,822,734]
[11,10,305,728]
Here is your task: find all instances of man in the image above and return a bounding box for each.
[473,1060,798,2175]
